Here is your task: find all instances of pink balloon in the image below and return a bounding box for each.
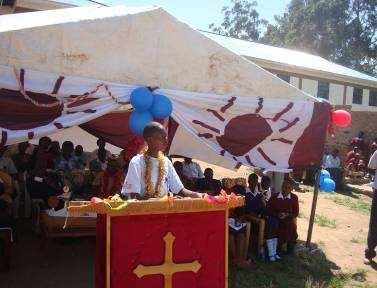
[332,110,351,127]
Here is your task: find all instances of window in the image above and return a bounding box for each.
[2,0,15,6]
[369,89,377,106]
[317,81,329,99]
[352,87,363,104]
[277,74,290,83]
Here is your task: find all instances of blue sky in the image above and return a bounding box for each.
[61,0,290,31]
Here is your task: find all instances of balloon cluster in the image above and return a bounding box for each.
[319,169,335,192]
[129,87,173,135]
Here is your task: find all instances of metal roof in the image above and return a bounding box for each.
[202,31,377,88]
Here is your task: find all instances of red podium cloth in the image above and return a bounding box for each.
[96,211,226,288]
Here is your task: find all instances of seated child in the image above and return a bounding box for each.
[196,168,222,196]
[228,207,251,266]
[260,175,273,202]
[244,173,267,259]
[266,178,299,261]
[245,173,265,217]
[81,161,104,199]
[100,159,123,199]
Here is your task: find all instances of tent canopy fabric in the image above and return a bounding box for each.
[0,5,317,101]
[0,6,330,171]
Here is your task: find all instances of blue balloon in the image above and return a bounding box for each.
[150,94,173,119]
[320,178,335,192]
[129,110,153,136]
[319,169,331,186]
[130,87,154,111]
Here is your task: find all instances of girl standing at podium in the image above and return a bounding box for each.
[121,122,202,199]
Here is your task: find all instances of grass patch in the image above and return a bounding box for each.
[228,251,357,288]
[327,195,371,215]
[315,214,337,228]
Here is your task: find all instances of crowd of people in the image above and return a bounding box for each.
[0,137,130,241]
[1,126,375,268]
[321,131,377,190]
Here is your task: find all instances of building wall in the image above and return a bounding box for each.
[329,83,344,105]
[326,106,377,160]
[273,71,377,161]
[301,78,318,97]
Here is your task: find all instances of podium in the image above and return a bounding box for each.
[69,196,243,288]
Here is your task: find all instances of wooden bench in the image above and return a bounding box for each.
[40,211,96,239]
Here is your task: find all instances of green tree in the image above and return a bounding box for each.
[212,0,376,76]
[262,0,377,75]
[209,0,267,41]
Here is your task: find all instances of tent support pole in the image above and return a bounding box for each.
[306,168,320,248]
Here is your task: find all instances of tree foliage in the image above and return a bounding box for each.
[211,0,377,76]
[209,0,267,41]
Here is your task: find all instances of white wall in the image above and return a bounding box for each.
[345,86,353,105]
[329,83,344,105]
[301,79,317,97]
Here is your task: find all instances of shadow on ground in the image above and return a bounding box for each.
[229,240,369,288]
[0,221,372,288]
[0,220,95,288]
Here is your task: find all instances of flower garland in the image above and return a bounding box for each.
[143,148,166,198]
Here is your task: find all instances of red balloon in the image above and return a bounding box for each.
[332,110,351,127]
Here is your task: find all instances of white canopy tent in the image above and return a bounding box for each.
[0,5,328,171]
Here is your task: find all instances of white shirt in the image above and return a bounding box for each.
[245,186,261,196]
[121,154,184,197]
[264,187,272,202]
[277,192,291,200]
[182,162,204,179]
[368,151,377,189]
[324,155,341,169]
[0,156,18,175]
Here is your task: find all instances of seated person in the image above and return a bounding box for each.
[243,173,267,259]
[30,136,52,171]
[173,161,190,187]
[228,207,251,266]
[245,173,264,217]
[90,149,108,171]
[0,146,18,179]
[121,122,201,200]
[346,146,362,165]
[55,141,79,172]
[196,168,222,195]
[90,139,112,163]
[99,159,123,199]
[81,161,104,199]
[266,178,299,261]
[260,175,273,202]
[12,142,32,175]
[0,172,13,207]
[74,145,89,170]
[324,148,342,189]
[117,150,130,175]
[182,157,204,189]
[350,131,365,153]
[28,169,64,205]
[346,152,366,176]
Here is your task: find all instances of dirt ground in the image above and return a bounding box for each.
[1,161,376,287]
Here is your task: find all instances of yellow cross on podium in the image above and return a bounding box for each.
[133,232,202,288]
